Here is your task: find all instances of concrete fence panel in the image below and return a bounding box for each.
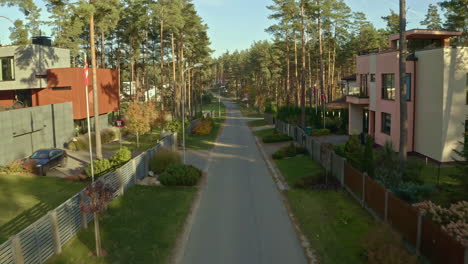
[330,152,345,184]
[0,133,175,264]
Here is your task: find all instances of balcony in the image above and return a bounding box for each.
[346,86,369,105]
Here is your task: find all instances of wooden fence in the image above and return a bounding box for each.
[0,134,176,264]
[275,119,467,264]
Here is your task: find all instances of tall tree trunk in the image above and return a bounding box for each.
[101,31,105,68]
[294,30,299,106]
[89,1,102,257]
[317,0,325,128]
[188,68,192,117]
[300,3,306,128]
[89,2,102,161]
[171,33,178,117]
[145,30,149,101]
[286,29,291,106]
[160,20,165,110]
[307,31,313,109]
[399,0,408,168]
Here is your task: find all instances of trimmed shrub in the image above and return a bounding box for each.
[109,147,131,167]
[101,128,117,144]
[333,144,346,158]
[272,143,308,159]
[0,160,28,174]
[192,118,214,135]
[362,224,419,264]
[311,128,330,137]
[392,182,434,203]
[85,159,111,177]
[150,149,182,174]
[262,133,292,143]
[344,135,363,170]
[403,159,424,184]
[159,164,202,186]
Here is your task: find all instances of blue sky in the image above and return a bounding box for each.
[0,0,442,57]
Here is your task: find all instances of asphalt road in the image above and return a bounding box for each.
[181,99,307,264]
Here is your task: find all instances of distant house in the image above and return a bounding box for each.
[347,29,467,162]
[0,36,120,129]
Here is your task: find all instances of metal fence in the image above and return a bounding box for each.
[274,119,468,264]
[0,134,176,264]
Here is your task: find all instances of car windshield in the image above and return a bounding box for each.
[31,151,49,159]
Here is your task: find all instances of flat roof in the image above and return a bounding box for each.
[390,29,462,41]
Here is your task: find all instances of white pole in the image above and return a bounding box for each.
[218,85,221,117]
[84,53,95,182]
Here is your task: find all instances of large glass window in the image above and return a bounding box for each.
[382,74,395,100]
[381,112,391,135]
[360,74,368,97]
[0,57,15,81]
[406,73,411,101]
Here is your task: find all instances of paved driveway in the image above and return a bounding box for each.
[181,99,307,264]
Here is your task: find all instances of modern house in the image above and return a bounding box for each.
[0,36,120,129]
[347,29,467,163]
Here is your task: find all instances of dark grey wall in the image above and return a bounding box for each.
[0,102,74,165]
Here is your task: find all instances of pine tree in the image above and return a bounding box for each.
[381,9,400,34]
[439,0,468,44]
[9,19,29,45]
[420,4,443,30]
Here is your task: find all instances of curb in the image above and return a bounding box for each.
[253,133,318,264]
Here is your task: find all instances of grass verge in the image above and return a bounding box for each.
[0,174,84,243]
[253,128,276,137]
[187,102,226,150]
[47,185,196,264]
[238,103,263,118]
[275,156,373,264]
[247,120,269,127]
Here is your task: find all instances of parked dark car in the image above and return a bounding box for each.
[24,149,68,176]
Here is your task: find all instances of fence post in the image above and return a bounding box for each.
[172,133,177,152]
[79,192,88,229]
[11,235,24,264]
[384,190,389,222]
[132,159,137,185]
[49,210,62,254]
[144,152,149,177]
[416,211,425,256]
[117,167,124,195]
[362,173,366,206]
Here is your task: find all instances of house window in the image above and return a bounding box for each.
[406,73,411,101]
[360,74,368,96]
[382,74,395,100]
[381,112,391,135]
[370,74,375,82]
[0,57,15,81]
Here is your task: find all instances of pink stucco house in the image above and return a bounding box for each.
[347,29,467,163]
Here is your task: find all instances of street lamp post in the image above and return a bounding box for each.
[182,63,203,164]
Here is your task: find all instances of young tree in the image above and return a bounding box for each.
[452,131,468,191]
[125,102,150,147]
[80,181,115,257]
[420,4,443,30]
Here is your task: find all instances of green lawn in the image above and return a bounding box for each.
[276,156,373,264]
[47,185,196,264]
[187,102,226,150]
[409,158,466,206]
[0,174,84,243]
[247,119,269,127]
[103,130,161,152]
[275,156,323,186]
[253,128,276,137]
